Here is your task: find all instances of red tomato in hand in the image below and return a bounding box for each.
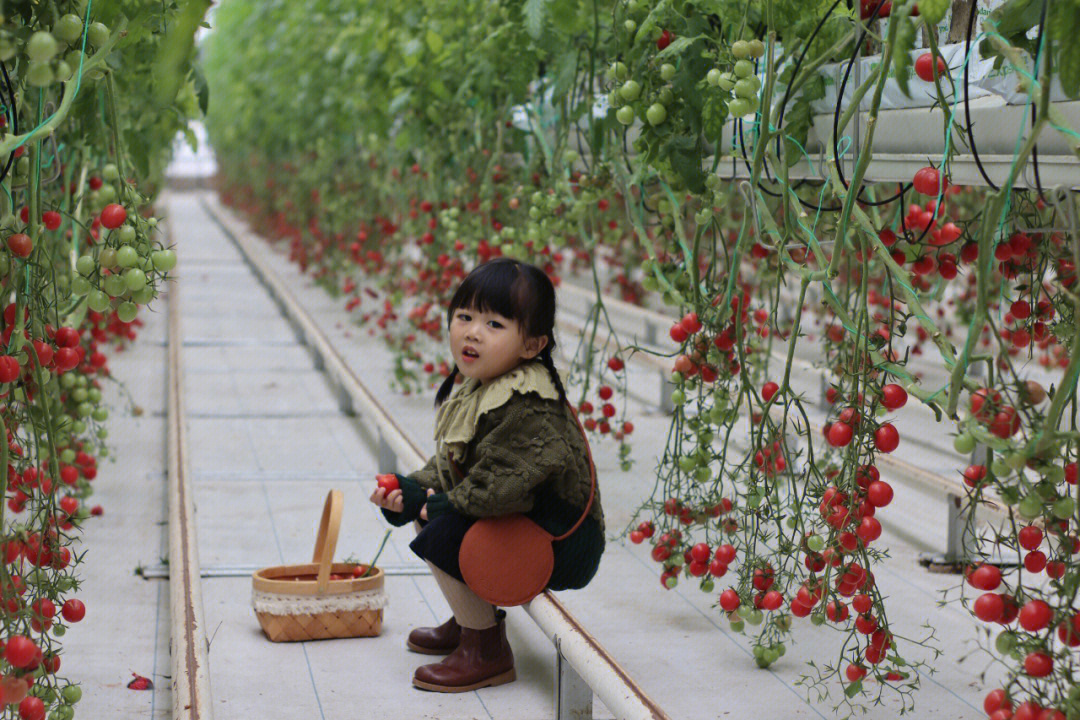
[376,474,399,493]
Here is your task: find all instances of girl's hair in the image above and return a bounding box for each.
[435,257,568,409]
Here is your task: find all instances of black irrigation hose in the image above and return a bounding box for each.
[0,61,18,184]
[1029,0,1048,201]
[831,0,907,208]
[963,0,998,190]
[774,0,845,165]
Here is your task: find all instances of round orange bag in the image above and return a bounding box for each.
[456,400,597,606]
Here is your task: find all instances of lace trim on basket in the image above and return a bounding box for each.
[252,587,389,615]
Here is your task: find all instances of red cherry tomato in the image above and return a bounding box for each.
[375,474,399,493]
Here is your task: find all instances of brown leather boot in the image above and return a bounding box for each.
[412,609,515,692]
[406,616,462,655]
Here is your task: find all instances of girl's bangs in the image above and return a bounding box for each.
[450,262,529,324]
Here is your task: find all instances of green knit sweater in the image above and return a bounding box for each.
[381,389,606,589]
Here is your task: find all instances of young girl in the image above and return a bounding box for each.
[369,257,605,693]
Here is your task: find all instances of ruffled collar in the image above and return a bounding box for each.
[432,359,558,488]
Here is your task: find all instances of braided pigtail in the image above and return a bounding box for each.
[536,344,568,408]
[434,364,460,408]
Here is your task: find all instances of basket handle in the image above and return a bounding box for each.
[312,489,343,593]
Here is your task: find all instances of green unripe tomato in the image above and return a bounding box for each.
[615,105,636,126]
[732,40,750,59]
[26,62,54,87]
[1017,494,1043,520]
[56,15,84,44]
[1053,497,1075,519]
[785,516,798,529]
[995,631,1017,654]
[53,60,73,83]
[87,22,109,48]
[76,255,95,276]
[103,163,120,182]
[763,648,779,663]
[670,389,685,406]
[118,224,136,244]
[706,68,722,86]
[65,50,83,71]
[27,32,59,63]
[700,578,714,593]
[123,268,147,291]
[807,534,825,552]
[734,59,754,78]
[71,277,91,296]
[619,80,641,102]
[660,63,676,81]
[117,301,138,323]
[15,156,29,176]
[991,458,1011,477]
[98,247,118,269]
[624,19,637,33]
[116,245,139,268]
[103,274,125,298]
[646,103,667,126]
[0,252,8,276]
[96,427,108,439]
[953,434,976,454]
[734,78,758,99]
[132,286,155,305]
[61,373,77,389]
[613,61,628,81]
[748,39,766,59]
[71,388,88,403]
[718,72,736,91]
[91,406,108,422]
[60,448,76,464]
[694,466,711,483]
[728,97,752,118]
[658,87,673,105]
[728,616,744,631]
[1036,481,1058,501]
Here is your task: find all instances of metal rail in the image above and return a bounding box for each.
[165,209,215,720]
[202,193,671,720]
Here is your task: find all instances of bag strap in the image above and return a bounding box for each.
[444,398,597,543]
[551,398,597,542]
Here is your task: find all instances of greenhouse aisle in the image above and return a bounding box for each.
[166,187,999,719]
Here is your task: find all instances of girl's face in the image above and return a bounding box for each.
[450,304,548,385]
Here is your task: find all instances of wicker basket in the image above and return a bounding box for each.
[252,489,387,642]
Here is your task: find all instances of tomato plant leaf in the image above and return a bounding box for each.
[918,0,949,25]
[524,0,550,41]
[1051,0,1080,99]
[892,9,916,99]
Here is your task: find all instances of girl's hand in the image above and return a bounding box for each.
[370,485,404,513]
[419,488,435,521]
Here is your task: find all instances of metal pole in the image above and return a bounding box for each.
[554,636,594,720]
[378,430,398,474]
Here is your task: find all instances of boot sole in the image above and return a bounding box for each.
[412,668,516,693]
[406,639,456,655]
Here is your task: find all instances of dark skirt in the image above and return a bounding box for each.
[409,491,604,593]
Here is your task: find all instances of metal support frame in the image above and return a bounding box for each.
[643,318,675,414]
[378,430,398,474]
[554,636,593,720]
